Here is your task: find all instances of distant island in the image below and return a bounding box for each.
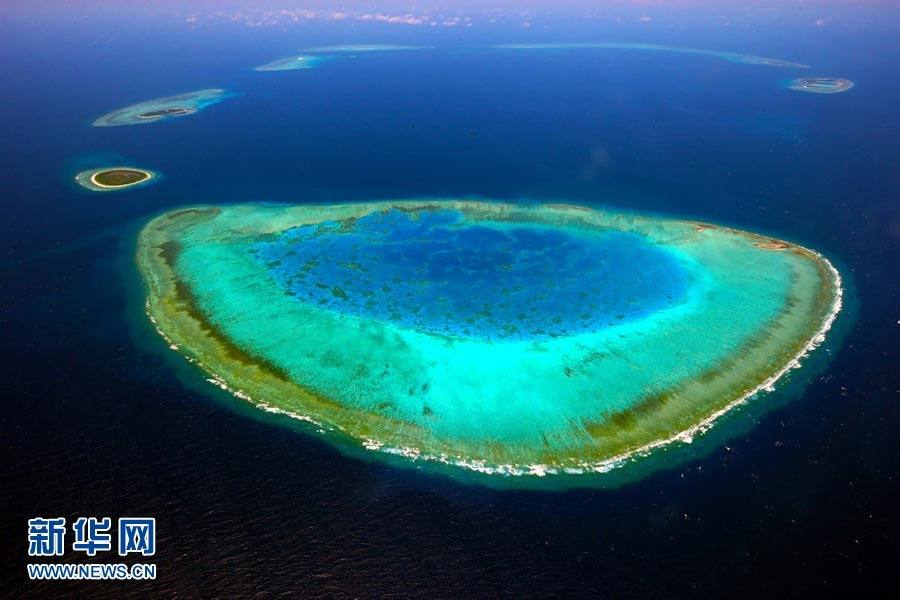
[789,77,854,94]
[302,44,432,52]
[75,167,158,192]
[93,89,234,127]
[492,42,810,68]
[138,201,842,479]
[255,55,326,71]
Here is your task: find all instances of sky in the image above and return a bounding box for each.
[3,1,898,61]
[4,1,898,24]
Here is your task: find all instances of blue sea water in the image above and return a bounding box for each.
[251,208,689,339]
[1,3,898,597]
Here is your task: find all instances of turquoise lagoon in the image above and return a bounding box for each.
[138,201,841,478]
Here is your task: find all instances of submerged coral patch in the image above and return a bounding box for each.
[255,55,327,71]
[303,44,431,53]
[789,78,854,94]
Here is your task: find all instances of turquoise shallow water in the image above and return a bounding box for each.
[249,208,691,340]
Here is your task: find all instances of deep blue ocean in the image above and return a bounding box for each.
[2,4,898,597]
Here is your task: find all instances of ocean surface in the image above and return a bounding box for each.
[2,4,898,597]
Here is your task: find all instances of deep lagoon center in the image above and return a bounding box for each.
[138,201,840,476]
[251,209,691,340]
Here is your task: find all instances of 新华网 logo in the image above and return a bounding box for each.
[27,516,157,581]
[28,516,155,557]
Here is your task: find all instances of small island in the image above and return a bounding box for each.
[137,201,842,481]
[789,77,854,94]
[75,167,158,192]
[136,107,193,119]
[93,89,234,127]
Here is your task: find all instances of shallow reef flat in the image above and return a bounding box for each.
[303,44,432,52]
[137,201,841,479]
[76,166,159,192]
[492,42,809,68]
[93,89,234,127]
[789,77,854,94]
[255,55,327,71]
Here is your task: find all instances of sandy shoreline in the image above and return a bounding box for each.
[76,166,158,193]
[90,169,152,189]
